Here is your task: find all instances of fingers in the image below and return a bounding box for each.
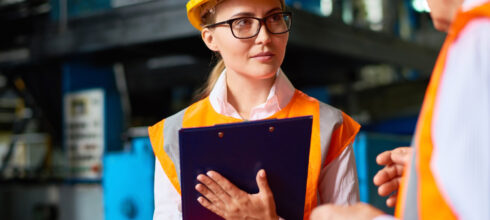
[256,170,269,193]
[376,150,393,166]
[196,170,279,219]
[254,169,278,219]
[386,192,398,207]
[197,196,225,218]
[206,171,246,199]
[390,147,412,165]
[373,163,404,186]
[256,169,274,199]
[376,147,412,166]
[195,182,224,206]
[374,147,410,200]
[197,173,231,204]
[377,177,401,197]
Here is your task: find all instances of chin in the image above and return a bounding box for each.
[433,19,451,32]
[249,66,279,79]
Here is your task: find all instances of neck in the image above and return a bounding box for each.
[225,69,276,120]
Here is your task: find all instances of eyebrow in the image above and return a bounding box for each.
[231,7,283,18]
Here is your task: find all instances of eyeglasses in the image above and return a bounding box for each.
[204,12,292,39]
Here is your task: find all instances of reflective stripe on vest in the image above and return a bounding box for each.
[395,3,490,219]
[401,151,419,220]
[149,90,360,220]
[149,108,186,195]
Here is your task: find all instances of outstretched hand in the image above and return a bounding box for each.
[195,169,278,220]
[310,203,385,220]
[373,147,412,207]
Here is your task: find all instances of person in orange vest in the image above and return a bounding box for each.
[310,0,490,219]
[149,0,362,219]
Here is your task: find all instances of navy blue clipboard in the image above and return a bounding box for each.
[179,116,313,220]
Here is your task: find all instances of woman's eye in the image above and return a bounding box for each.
[235,18,253,27]
[268,14,282,22]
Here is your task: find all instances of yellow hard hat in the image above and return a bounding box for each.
[186,0,285,31]
[186,0,216,31]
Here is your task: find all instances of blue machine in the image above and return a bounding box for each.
[353,132,412,214]
[62,61,124,153]
[103,136,155,220]
[62,61,124,181]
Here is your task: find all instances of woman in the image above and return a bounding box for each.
[149,0,361,219]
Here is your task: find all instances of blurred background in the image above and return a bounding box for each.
[0,0,444,219]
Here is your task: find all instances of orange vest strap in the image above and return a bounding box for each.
[324,112,361,166]
[286,91,322,220]
[148,120,182,194]
[450,3,490,40]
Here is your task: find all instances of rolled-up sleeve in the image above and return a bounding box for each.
[318,144,360,204]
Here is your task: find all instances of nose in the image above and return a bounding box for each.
[255,22,272,45]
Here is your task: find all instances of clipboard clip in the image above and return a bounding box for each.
[218,126,274,138]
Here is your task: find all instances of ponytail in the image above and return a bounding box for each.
[194,58,225,101]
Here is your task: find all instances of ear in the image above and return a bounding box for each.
[201,28,219,52]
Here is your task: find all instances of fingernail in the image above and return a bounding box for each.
[207,171,213,177]
[197,197,202,202]
[260,169,266,178]
[195,184,200,190]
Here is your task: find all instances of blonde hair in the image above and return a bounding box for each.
[194,0,286,100]
[194,58,225,100]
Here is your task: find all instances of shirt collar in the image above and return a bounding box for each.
[462,0,488,11]
[208,68,295,120]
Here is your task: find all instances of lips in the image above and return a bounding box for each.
[252,52,275,58]
[251,52,275,62]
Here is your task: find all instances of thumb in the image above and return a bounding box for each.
[256,169,272,196]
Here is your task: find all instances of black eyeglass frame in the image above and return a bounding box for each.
[203,12,293,39]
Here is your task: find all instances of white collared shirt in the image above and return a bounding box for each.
[463,0,489,10]
[154,69,359,220]
[208,69,295,120]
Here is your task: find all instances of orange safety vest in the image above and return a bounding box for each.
[395,3,490,219]
[149,89,360,220]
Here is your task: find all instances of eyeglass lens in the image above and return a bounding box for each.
[231,13,291,39]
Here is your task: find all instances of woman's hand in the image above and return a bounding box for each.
[195,169,278,220]
[373,147,412,207]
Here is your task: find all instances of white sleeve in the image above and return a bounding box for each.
[154,159,182,220]
[318,144,360,204]
[431,19,490,220]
